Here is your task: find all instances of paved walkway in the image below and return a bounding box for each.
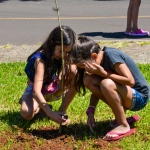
[0,0,150,45]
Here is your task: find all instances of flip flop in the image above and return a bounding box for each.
[110,115,140,128]
[126,115,140,124]
[103,128,136,141]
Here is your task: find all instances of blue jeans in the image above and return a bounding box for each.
[129,89,149,111]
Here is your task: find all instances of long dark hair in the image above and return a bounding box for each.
[27,25,76,82]
[71,36,101,95]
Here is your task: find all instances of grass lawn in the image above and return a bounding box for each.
[0,61,150,149]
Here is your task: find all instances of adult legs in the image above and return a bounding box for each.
[132,0,141,32]
[126,0,141,32]
[126,0,133,32]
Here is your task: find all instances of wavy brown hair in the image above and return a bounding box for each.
[27,25,76,83]
[71,36,101,95]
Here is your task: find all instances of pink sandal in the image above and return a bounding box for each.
[130,29,149,36]
[103,128,136,141]
[110,115,140,128]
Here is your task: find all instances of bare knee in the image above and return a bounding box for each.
[100,79,115,93]
[21,107,34,120]
[20,95,38,120]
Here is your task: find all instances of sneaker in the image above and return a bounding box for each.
[130,29,149,36]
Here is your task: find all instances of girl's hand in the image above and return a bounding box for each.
[87,113,96,133]
[58,108,70,125]
[61,114,71,125]
[50,111,68,124]
[62,118,71,125]
[83,62,107,77]
[92,63,106,77]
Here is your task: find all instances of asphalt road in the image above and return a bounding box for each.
[0,0,150,45]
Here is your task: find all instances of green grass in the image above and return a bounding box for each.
[97,40,150,49]
[0,62,150,149]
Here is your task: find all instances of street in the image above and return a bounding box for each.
[0,0,150,45]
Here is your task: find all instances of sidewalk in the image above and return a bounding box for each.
[0,40,150,64]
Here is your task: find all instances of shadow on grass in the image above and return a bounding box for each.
[0,110,112,140]
[0,110,46,131]
[0,111,136,141]
[79,31,150,39]
[31,119,137,141]
[30,121,112,140]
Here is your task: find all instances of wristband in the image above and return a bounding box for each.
[86,108,95,115]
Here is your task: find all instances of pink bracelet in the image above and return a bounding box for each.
[86,108,95,115]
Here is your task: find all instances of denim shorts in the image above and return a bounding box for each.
[129,89,149,111]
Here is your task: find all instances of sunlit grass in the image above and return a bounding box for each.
[0,62,150,149]
[135,40,150,46]
[97,40,150,49]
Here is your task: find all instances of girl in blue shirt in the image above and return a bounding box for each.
[20,25,77,125]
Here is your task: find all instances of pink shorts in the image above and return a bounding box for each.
[20,81,61,103]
